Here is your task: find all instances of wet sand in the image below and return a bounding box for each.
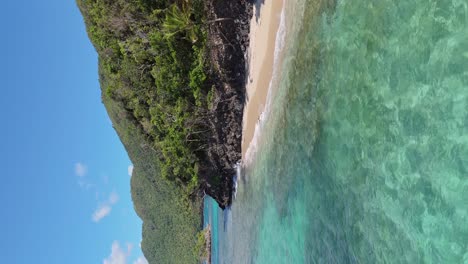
[242,0,284,158]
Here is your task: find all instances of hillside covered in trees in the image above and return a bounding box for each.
[77,0,252,262]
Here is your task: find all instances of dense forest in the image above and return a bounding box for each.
[77,0,251,262]
[78,0,211,195]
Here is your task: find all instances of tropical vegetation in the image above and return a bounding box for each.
[77,0,215,262]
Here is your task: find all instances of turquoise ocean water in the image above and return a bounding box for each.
[204,0,468,263]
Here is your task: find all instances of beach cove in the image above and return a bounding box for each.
[204,1,285,262]
[204,0,468,263]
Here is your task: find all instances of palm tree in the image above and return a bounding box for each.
[161,2,198,43]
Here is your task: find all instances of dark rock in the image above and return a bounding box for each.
[200,0,253,209]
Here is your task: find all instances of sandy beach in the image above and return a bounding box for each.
[242,0,284,159]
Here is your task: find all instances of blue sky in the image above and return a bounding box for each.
[0,1,147,263]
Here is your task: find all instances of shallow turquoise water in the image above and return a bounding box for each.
[205,0,468,263]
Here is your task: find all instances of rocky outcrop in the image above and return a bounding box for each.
[200,0,253,208]
[204,225,212,264]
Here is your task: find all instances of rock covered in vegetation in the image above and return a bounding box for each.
[77,0,252,262]
[202,0,253,208]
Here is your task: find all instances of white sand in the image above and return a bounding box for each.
[242,0,284,158]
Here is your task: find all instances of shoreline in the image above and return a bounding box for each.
[242,0,285,160]
[204,224,211,264]
[202,2,285,262]
[203,0,253,208]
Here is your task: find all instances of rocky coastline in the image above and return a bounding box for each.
[200,0,253,209]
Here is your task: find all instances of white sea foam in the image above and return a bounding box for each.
[232,161,241,200]
[243,5,287,166]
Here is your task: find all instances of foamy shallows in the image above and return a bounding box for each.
[244,5,287,165]
[205,0,468,263]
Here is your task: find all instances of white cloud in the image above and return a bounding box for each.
[126,243,134,254]
[75,162,88,177]
[109,191,119,204]
[103,241,132,264]
[78,180,94,190]
[128,165,134,177]
[92,205,111,222]
[75,162,94,190]
[92,192,119,222]
[133,256,148,264]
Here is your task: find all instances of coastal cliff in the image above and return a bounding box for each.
[201,0,252,208]
[77,0,252,262]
